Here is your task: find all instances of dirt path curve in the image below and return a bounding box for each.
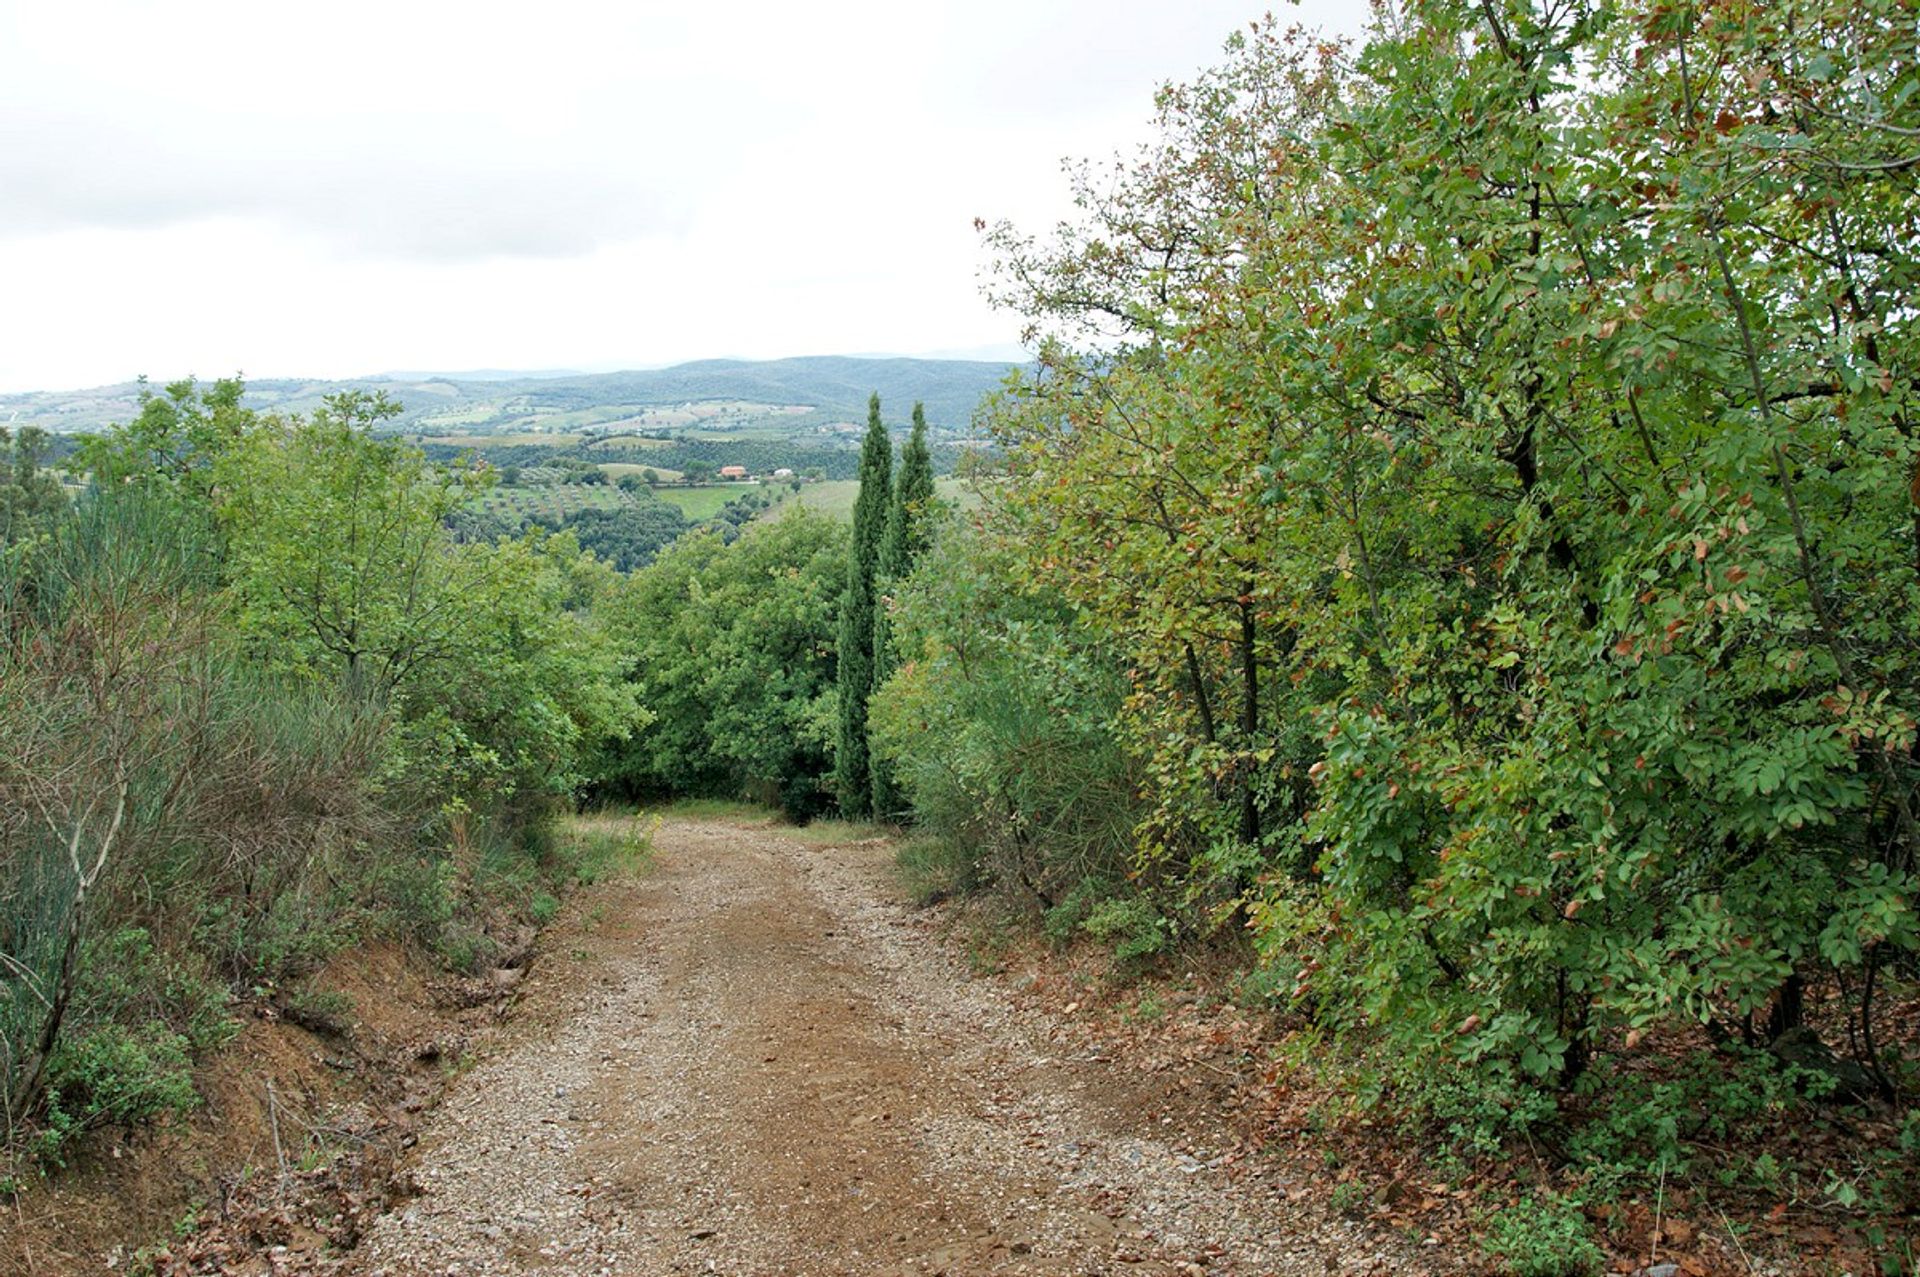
[351,815,1413,1277]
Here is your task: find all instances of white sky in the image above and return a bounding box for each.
[0,0,1367,393]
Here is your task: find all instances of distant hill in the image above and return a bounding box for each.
[0,355,1022,441]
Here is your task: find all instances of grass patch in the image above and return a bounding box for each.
[793,479,861,518]
[788,477,974,523]
[421,431,586,448]
[548,810,656,886]
[652,484,757,520]
[598,462,683,482]
[895,835,981,906]
[652,797,772,822]
[789,817,892,845]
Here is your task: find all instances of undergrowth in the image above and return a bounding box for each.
[3,808,655,1181]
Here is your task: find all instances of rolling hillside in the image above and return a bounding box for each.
[0,355,1020,441]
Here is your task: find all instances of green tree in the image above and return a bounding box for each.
[966,0,1920,1129]
[213,391,640,818]
[834,393,893,815]
[77,377,256,512]
[870,402,936,817]
[871,522,1139,911]
[215,391,487,696]
[0,425,68,560]
[555,499,689,571]
[599,510,846,818]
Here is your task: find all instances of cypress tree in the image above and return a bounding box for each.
[870,403,935,818]
[834,392,893,816]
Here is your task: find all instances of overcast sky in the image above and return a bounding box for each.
[0,0,1367,393]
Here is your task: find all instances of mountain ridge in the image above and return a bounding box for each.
[0,354,1023,439]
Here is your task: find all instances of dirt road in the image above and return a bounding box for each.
[350,815,1411,1277]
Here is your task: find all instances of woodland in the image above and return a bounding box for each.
[2,1,1917,1272]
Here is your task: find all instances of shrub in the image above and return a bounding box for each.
[1329,1179,1370,1218]
[896,835,983,907]
[1480,1194,1604,1277]
[280,986,354,1037]
[45,1023,198,1138]
[871,523,1141,915]
[1077,896,1175,966]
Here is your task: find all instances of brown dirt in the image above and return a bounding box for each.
[1,941,473,1276]
[340,814,1425,1277]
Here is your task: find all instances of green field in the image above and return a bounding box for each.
[652,483,761,521]
[787,477,975,521]
[423,431,585,448]
[793,479,860,517]
[473,475,973,533]
[599,462,684,483]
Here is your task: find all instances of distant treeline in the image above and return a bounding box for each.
[416,438,977,480]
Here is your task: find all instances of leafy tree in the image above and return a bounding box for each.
[553,500,690,571]
[76,377,256,510]
[871,522,1139,910]
[215,391,489,697]
[0,426,68,560]
[396,529,642,818]
[871,402,936,817]
[214,392,641,817]
[834,393,893,816]
[960,0,1920,1129]
[599,510,846,818]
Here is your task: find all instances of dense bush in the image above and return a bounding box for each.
[1,381,642,1162]
[1480,1193,1605,1277]
[597,509,846,820]
[879,0,1920,1167]
[0,493,387,1131]
[871,524,1142,916]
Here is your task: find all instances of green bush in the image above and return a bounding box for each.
[871,523,1142,916]
[1077,896,1175,966]
[371,854,457,943]
[896,835,984,907]
[1562,1049,1797,1177]
[1480,1194,1604,1277]
[434,922,499,976]
[45,1023,198,1138]
[193,889,354,987]
[596,512,846,820]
